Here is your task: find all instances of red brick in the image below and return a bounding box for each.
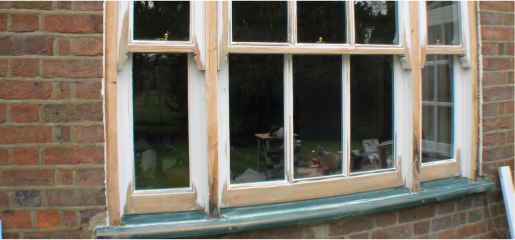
[483,57,512,71]
[499,102,506,114]
[0,211,32,228]
[44,147,104,165]
[75,81,102,99]
[507,101,514,114]
[499,132,506,145]
[77,169,104,186]
[438,201,455,214]
[374,211,397,227]
[73,1,103,11]
[14,190,41,207]
[0,103,6,123]
[57,1,72,10]
[480,2,511,12]
[11,13,39,32]
[0,13,7,31]
[42,103,102,122]
[457,197,473,211]
[44,14,102,33]
[371,224,412,239]
[329,216,373,236]
[57,126,71,142]
[62,211,76,227]
[468,209,483,223]
[0,149,7,165]
[0,192,9,208]
[0,2,12,9]
[10,104,39,123]
[483,146,514,161]
[80,209,103,224]
[498,43,506,55]
[0,36,53,56]
[60,169,73,185]
[480,12,496,26]
[483,116,513,132]
[36,210,59,228]
[482,42,497,55]
[58,38,71,56]
[12,148,39,165]
[0,126,53,144]
[12,1,52,10]
[507,131,514,143]
[437,229,455,239]
[483,133,497,146]
[11,59,39,77]
[46,188,106,206]
[251,227,302,239]
[0,59,7,77]
[24,231,82,239]
[399,205,436,223]
[0,81,52,100]
[349,232,368,239]
[483,87,513,102]
[3,169,55,186]
[56,82,71,99]
[456,221,487,238]
[75,126,104,143]
[481,27,513,41]
[2,232,20,239]
[414,221,430,235]
[73,38,102,56]
[482,103,497,116]
[42,59,102,78]
[507,42,514,56]
[432,212,466,231]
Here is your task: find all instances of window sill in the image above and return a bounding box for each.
[95,177,494,239]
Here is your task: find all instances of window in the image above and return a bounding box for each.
[105,1,479,222]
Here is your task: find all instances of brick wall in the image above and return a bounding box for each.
[0,1,106,238]
[0,1,513,239]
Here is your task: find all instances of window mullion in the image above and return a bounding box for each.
[285,54,294,183]
[288,1,296,46]
[347,1,355,46]
[342,55,350,177]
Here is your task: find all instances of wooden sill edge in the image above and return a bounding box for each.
[95,177,494,239]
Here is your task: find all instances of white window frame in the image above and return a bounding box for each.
[105,1,479,223]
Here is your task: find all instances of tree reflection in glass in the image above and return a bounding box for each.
[297,2,346,44]
[133,53,189,190]
[355,1,397,44]
[426,1,460,45]
[232,1,288,42]
[133,1,189,41]
[350,55,394,173]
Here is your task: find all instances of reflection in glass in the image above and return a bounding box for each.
[133,1,190,41]
[133,53,189,190]
[355,1,397,44]
[229,54,284,183]
[422,55,454,162]
[297,2,346,44]
[293,55,342,179]
[427,1,460,45]
[232,1,288,42]
[350,55,394,173]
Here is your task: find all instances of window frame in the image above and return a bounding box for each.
[104,1,479,225]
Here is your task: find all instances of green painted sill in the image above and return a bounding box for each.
[95,177,494,239]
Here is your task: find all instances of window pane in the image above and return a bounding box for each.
[232,1,288,42]
[427,1,460,45]
[422,55,454,163]
[297,2,346,44]
[229,54,284,184]
[133,53,189,190]
[133,1,190,41]
[350,55,394,173]
[355,2,397,44]
[293,55,342,179]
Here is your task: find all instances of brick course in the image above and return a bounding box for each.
[0,1,105,238]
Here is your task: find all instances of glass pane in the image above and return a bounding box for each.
[232,1,288,42]
[422,55,454,163]
[133,1,190,41]
[427,1,460,45]
[350,55,394,173]
[133,53,189,190]
[355,1,397,44]
[297,2,346,44]
[293,55,342,179]
[229,54,284,184]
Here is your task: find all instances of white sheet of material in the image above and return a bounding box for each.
[499,166,514,238]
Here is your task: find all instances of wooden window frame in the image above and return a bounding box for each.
[104,1,479,225]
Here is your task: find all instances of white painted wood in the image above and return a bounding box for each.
[342,55,350,177]
[347,1,355,46]
[499,166,514,238]
[284,54,294,183]
[217,45,230,208]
